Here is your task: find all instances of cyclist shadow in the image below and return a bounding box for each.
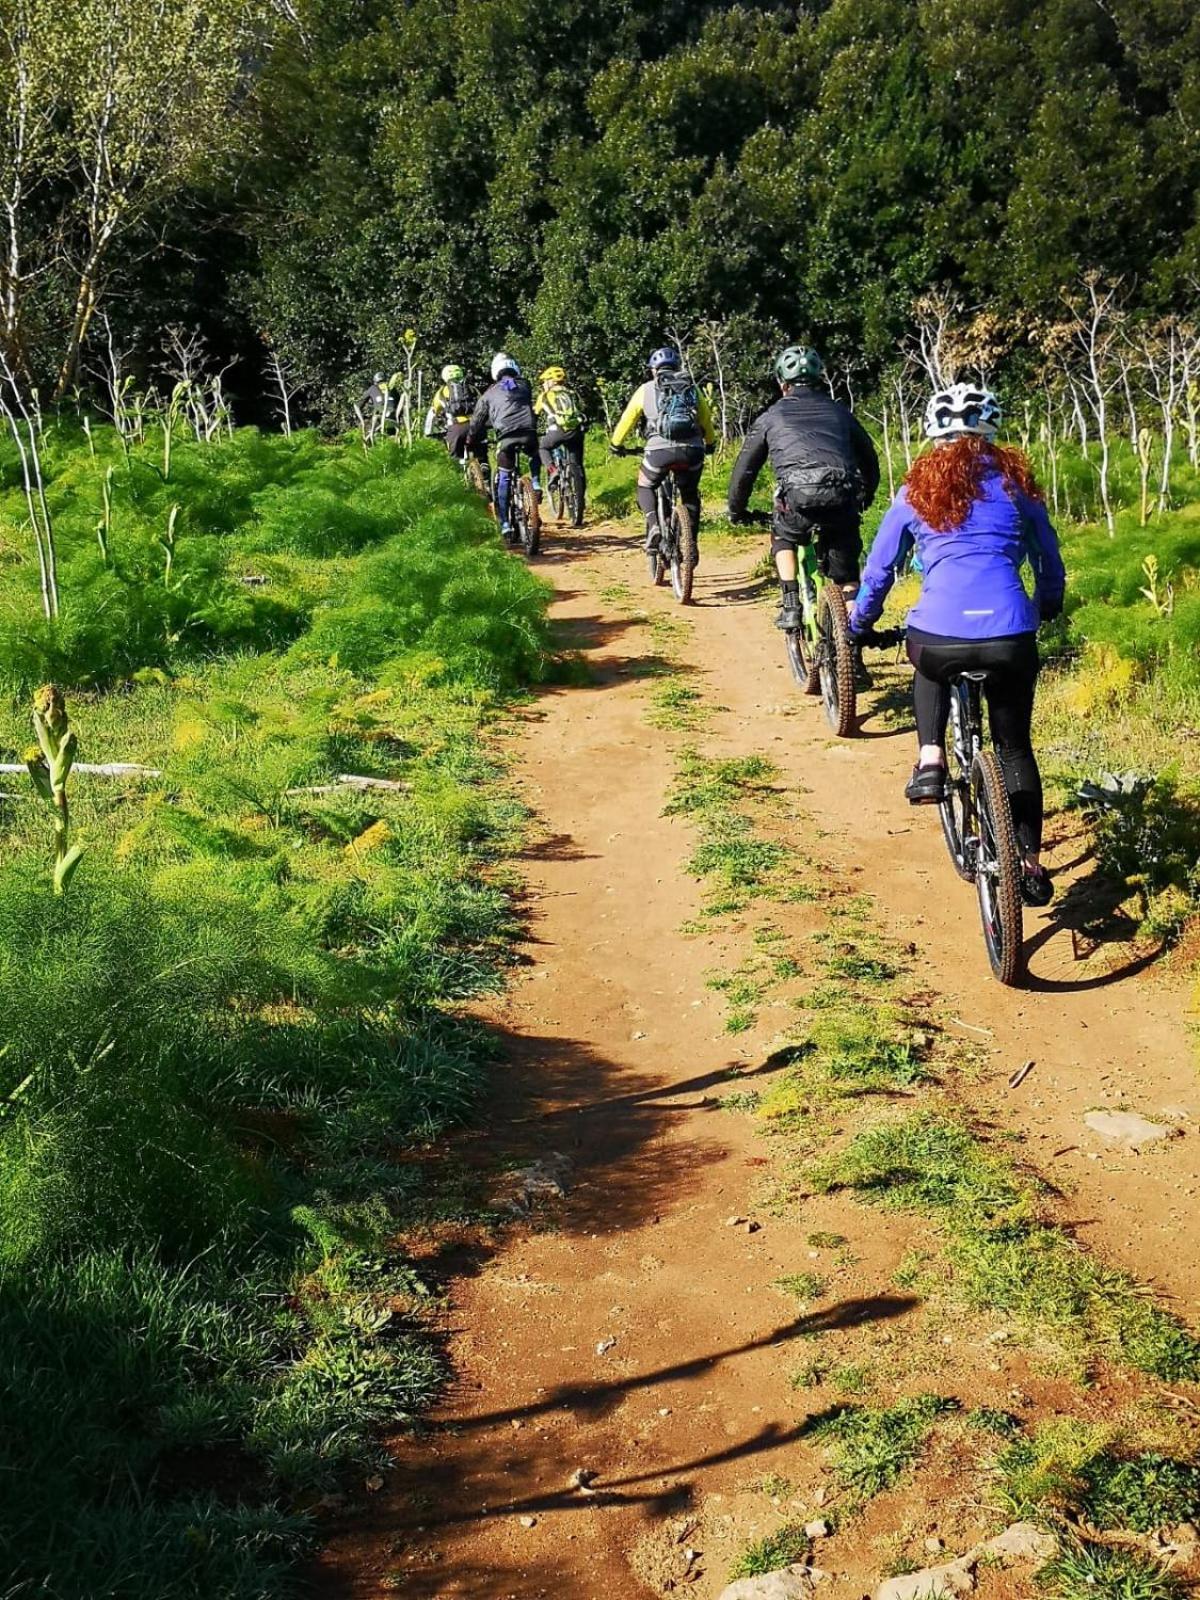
[1021,867,1168,992]
[854,672,913,741]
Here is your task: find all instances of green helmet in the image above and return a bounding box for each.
[441,363,465,383]
[774,345,824,385]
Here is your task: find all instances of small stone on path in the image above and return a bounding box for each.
[1084,1110,1178,1148]
[520,1515,537,1529]
[805,1519,831,1539]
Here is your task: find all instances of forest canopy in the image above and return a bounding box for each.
[3,0,1199,417]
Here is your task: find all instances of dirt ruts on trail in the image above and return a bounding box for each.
[316,522,1199,1600]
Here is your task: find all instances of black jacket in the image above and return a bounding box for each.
[468,376,537,444]
[727,388,880,517]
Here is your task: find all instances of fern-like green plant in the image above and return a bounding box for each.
[25,684,85,894]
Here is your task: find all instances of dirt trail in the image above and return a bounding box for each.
[319,523,1199,1599]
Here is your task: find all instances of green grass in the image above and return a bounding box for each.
[995,1421,1200,1532]
[805,1393,959,1503]
[728,1523,812,1580]
[1037,1541,1182,1600]
[0,426,551,1596]
[665,748,792,913]
[775,1272,824,1302]
[812,1115,1200,1380]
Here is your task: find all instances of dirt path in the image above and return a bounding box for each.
[318,523,1199,1599]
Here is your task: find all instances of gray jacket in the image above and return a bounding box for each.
[468,376,537,445]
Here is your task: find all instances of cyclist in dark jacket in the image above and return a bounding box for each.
[728,346,880,631]
[468,353,542,539]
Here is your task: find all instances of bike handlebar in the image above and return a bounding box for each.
[854,625,905,649]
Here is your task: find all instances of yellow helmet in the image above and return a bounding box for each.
[539,365,566,385]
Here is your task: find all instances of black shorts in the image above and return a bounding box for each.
[771,500,862,586]
[496,433,540,472]
[641,442,705,485]
[446,421,485,461]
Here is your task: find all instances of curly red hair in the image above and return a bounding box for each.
[905,436,1044,533]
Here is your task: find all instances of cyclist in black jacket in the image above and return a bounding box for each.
[467,353,542,540]
[728,346,880,631]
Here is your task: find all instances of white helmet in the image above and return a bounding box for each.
[923,382,1002,441]
[491,352,520,381]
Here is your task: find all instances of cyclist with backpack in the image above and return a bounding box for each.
[848,383,1065,907]
[467,354,542,541]
[424,363,487,468]
[727,346,880,632]
[535,365,587,522]
[610,347,716,555]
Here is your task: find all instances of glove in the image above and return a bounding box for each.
[1039,597,1063,622]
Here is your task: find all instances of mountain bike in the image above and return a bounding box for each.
[498,446,542,558]
[646,466,697,604]
[746,513,883,736]
[935,670,1025,985]
[546,443,585,527]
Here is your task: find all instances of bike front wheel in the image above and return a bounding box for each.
[670,501,696,604]
[816,584,856,736]
[938,694,974,881]
[971,749,1024,985]
[466,459,491,506]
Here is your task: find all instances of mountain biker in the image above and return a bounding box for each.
[610,347,716,555]
[468,354,542,541]
[360,371,395,432]
[535,365,586,523]
[424,363,487,468]
[849,383,1066,908]
[727,346,880,633]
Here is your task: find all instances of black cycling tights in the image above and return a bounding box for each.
[907,628,1043,854]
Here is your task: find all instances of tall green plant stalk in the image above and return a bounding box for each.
[25,684,84,894]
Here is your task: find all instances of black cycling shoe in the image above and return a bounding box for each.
[905,763,946,805]
[852,645,872,691]
[775,597,803,631]
[1021,864,1054,907]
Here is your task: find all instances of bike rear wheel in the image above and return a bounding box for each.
[971,749,1024,985]
[670,500,696,604]
[784,623,818,692]
[817,584,856,736]
[517,475,541,557]
[564,460,585,527]
[938,692,973,881]
[548,467,565,522]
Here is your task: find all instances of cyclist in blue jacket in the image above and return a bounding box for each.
[850,383,1065,907]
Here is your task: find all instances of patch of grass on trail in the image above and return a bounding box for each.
[812,1115,1200,1381]
[728,1522,812,1580]
[994,1419,1200,1532]
[1038,1541,1183,1600]
[804,1393,959,1504]
[665,748,794,914]
[0,428,552,1597]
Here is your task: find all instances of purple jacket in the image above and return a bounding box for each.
[853,471,1066,639]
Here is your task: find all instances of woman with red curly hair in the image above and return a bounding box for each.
[850,384,1066,907]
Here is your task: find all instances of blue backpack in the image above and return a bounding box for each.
[654,370,701,442]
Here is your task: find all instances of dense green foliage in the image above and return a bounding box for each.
[63,0,1200,416]
[0,429,550,1597]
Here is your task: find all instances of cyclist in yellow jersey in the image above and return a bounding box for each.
[610,347,715,554]
[535,366,587,525]
[424,363,488,470]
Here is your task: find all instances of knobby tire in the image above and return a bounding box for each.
[517,475,541,557]
[817,584,856,736]
[670,500,696,605]
[565,460,585,527]
[971,750,1024,985]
